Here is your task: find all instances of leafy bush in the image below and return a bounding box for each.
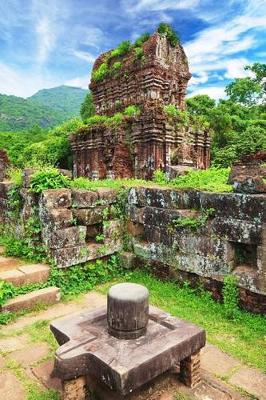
[164,105,189,126]
[29,168,71,193]
[171,168,232,192]
[111,40,131,58]
[124,105,140,117]
[80,92,95,122]
[172,208,215,231]
[134,47,144,60]
[0,280,16,306]
[157,23,179,46]
[112,61,122,71]
[92,62,109,82]
[223,275,239,319]
[134,33,150,47]
[85,115,108,125]
[153,169,167,184]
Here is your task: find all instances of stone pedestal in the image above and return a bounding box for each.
[180,350,201,388]
[62,376,87,400]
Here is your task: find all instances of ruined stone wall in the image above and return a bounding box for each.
[126,187,266,313]
[1,173,265,312]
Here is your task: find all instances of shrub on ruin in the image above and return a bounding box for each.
[111,40,131,58]
[134,47,144,60]
[112,61,122,71]
[29,168,71,193]
[124,105,140,117]
[92,62,109,82]
[134,33,150,47]
[157,23,179,46]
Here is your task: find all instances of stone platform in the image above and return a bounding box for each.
[51,305,205,396]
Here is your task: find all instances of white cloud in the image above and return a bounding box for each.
[32,0,65,65]
[188,86,226,101]
[224,58,250,79]
[65,75,89,89]
[0,62,60,98]
[73,51,96,64]
[184,0,266,93]
[123,0,199,12]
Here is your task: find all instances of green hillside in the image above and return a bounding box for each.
[30,85,87,119]
[0,86,87,132]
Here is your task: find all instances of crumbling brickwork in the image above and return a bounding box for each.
[71,32,210,179]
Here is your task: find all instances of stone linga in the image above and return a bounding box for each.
[50,283,206,399]
[71,29,211,180]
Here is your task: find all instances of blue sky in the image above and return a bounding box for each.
[0,0,265,99]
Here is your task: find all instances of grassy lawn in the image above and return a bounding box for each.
[97,270,266,373]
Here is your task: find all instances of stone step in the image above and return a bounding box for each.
[1,287,61,313]
[0,263,50,286]
[0,256,24,272]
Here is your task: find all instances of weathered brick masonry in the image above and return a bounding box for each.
[71,32,210,179]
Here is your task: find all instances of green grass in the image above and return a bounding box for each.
[5,358,59,400]
[97,270,266,372]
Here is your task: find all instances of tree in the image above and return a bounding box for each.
[186,95,215,116]
[225,63,266,106]
[80,92,95,121]
[225,77,262,106]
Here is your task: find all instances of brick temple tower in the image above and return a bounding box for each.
[71,29,210,179]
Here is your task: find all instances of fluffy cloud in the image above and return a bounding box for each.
[0,62,61,98]
[65,75,89,89]
[184,0,266,95]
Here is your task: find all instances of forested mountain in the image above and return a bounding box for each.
[30,86,87,120]
[0,86,87,132]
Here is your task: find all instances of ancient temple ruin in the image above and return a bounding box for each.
[71,28,210,179]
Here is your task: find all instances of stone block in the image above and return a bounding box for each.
[127,206,145,224]
[40,208,74,229]
[51,245,91,268]
[127,221,144,237]
[48,226,87,249]
[128,187,201,209]
[119,251,138,269]
[71,189,98,208]
[22,168,36,188]
[73,206,107,225]
[0,181,13,199]
[41,189,72,209]
[1,287,60,312]
[52,241,121,268]
[103,219,122,242]
[211,217,262,244]
[97,188,117,204]
[199,192,266,222]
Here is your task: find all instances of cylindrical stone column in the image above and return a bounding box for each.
[107,283,149,339]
